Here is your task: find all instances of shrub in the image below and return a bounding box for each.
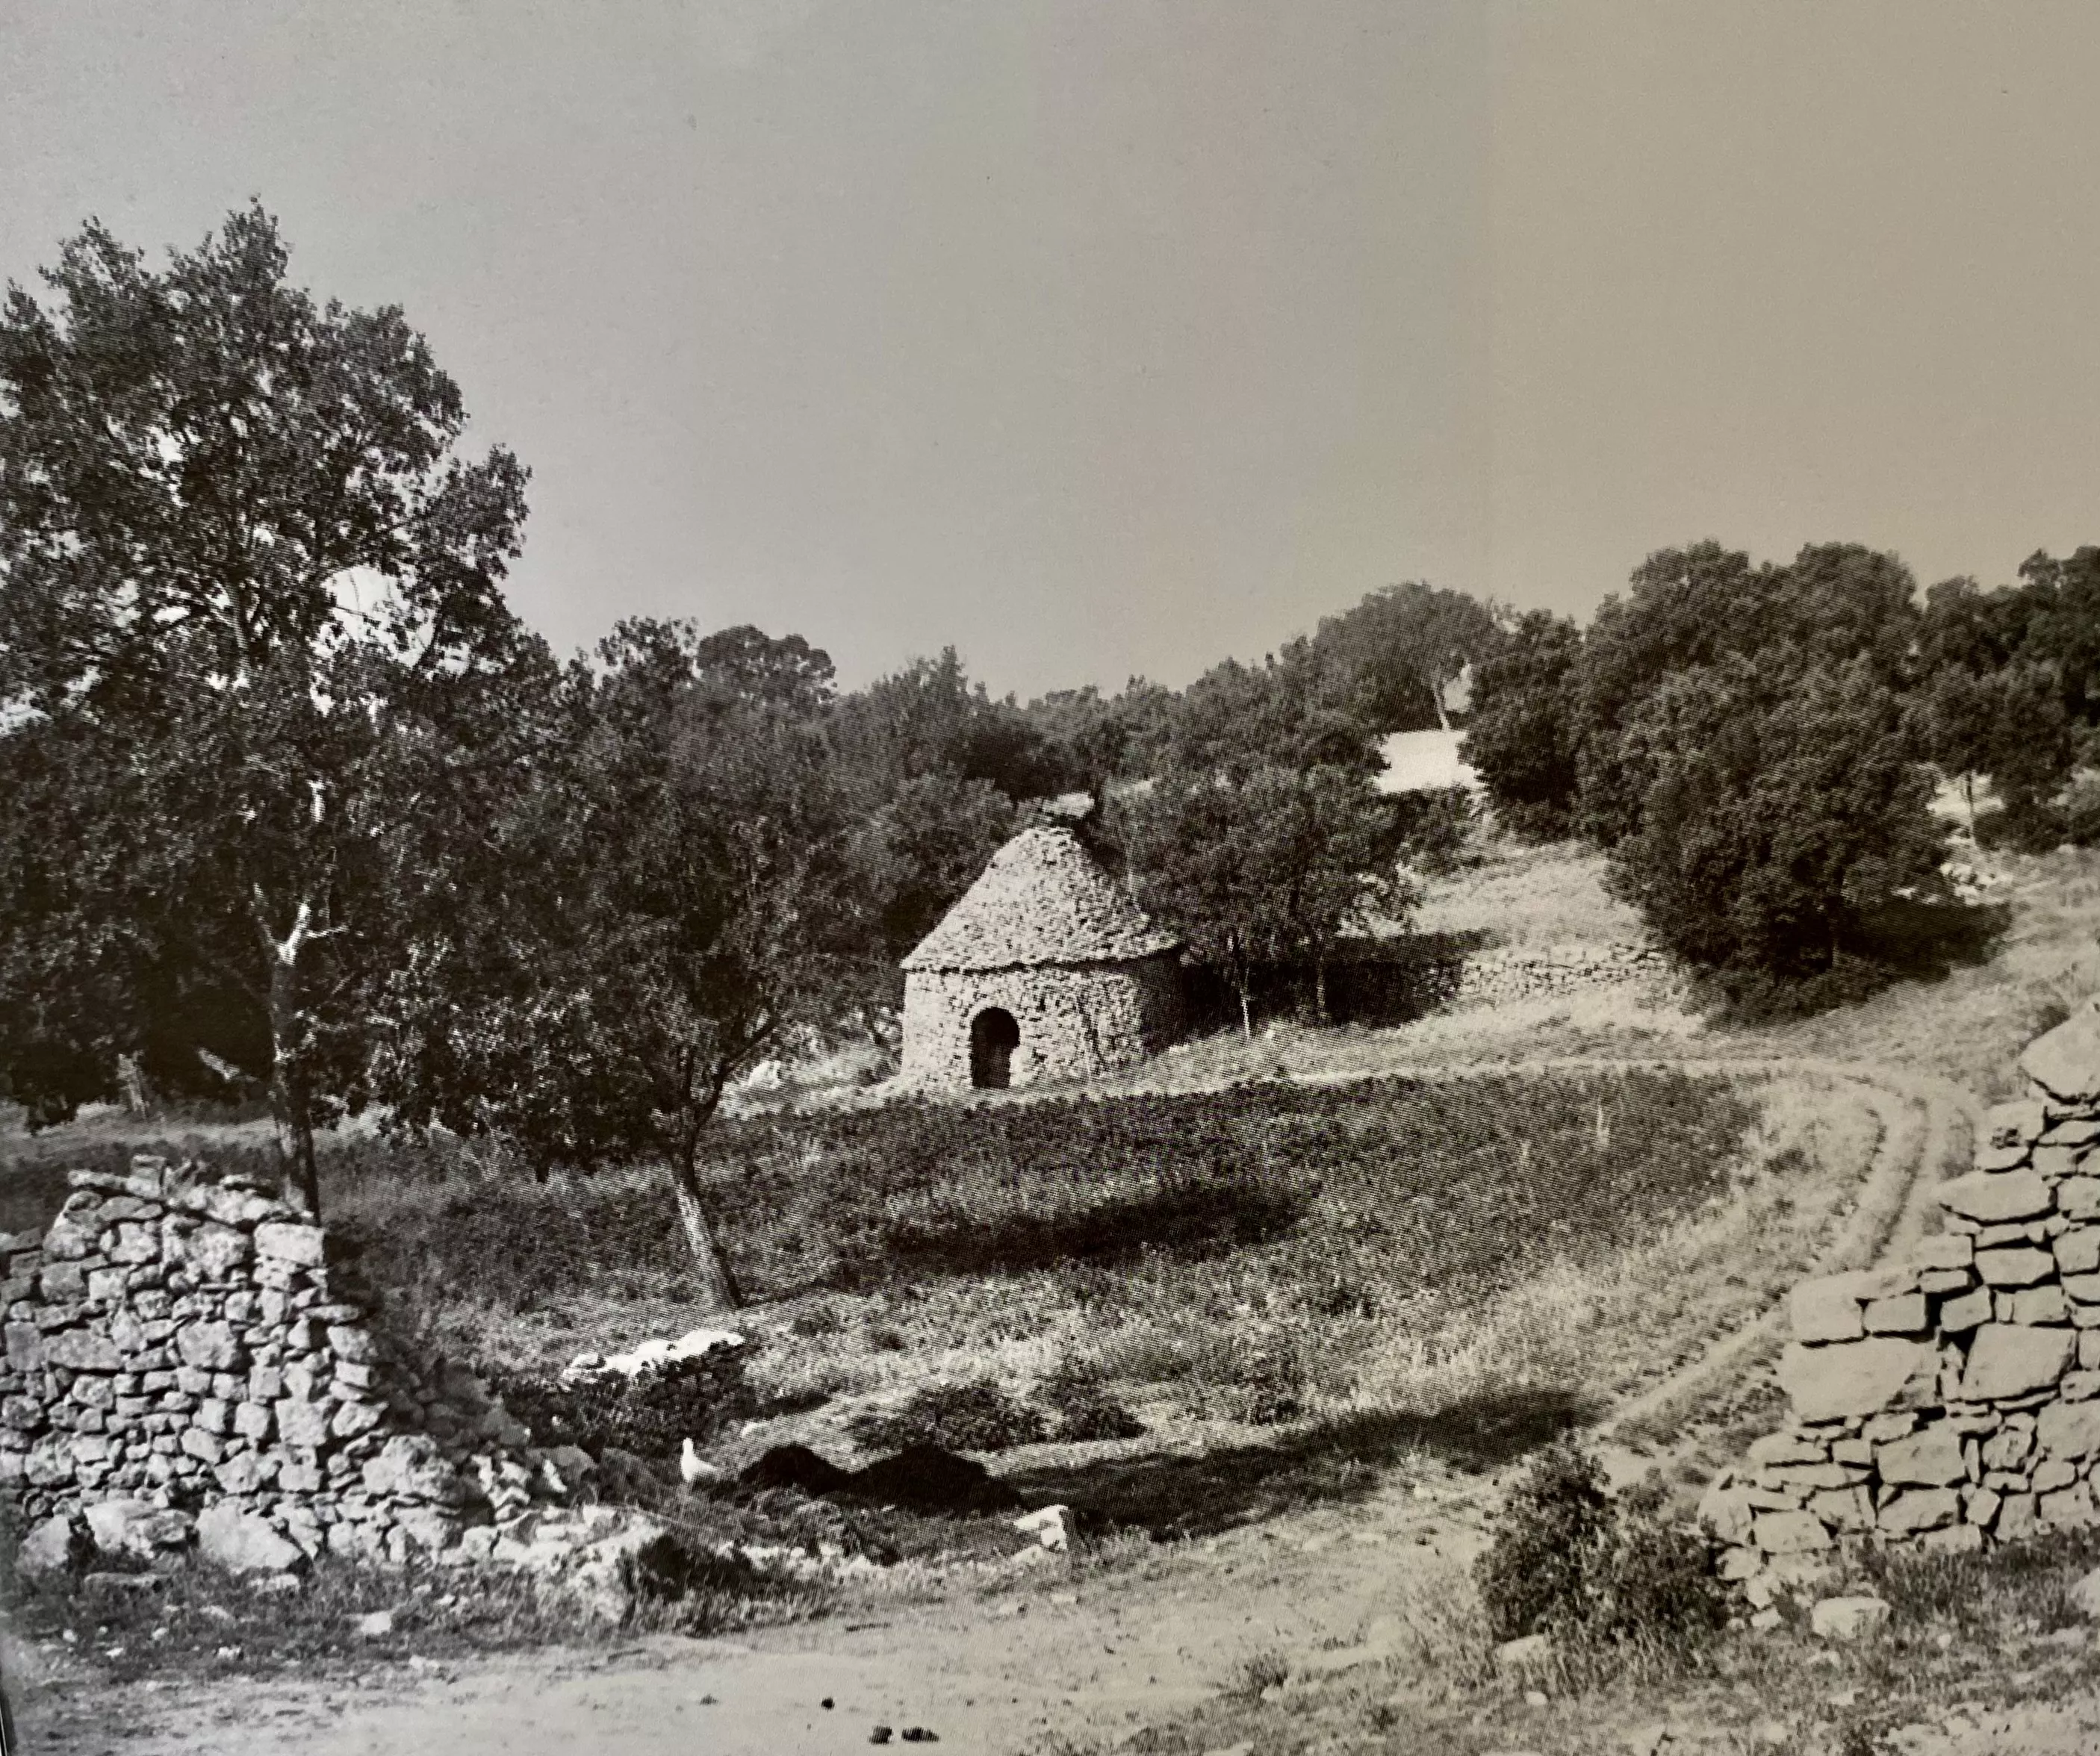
[847,1379,1047,1454]
[1474,1439,1724,1657]
[1975,796,2069,853]
[1476,1438,1615,1642]
[1037,1359,1144,1442]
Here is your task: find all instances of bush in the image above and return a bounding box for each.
[1975,795,2069,853]
[1474,1439,1725,1657]
[1036,1359,1144,1442]
[847,1379,1047,1454]
[1476,1438,1615,1642]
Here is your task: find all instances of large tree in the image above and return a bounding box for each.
[1605,655,1945,982]
[0,205,537,1210]
[1460,608,1585,838]
[371,620,852,1308]
[1311,581,1500,732]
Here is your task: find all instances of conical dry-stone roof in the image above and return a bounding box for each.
[901,826,1180,972]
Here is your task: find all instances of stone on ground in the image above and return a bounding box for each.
[196,1501,306,1575]
[18,1512,90,1577]
[1810,1595,1891,1641]
[2069,1564,2100,1622]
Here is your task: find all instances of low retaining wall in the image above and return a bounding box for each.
[1453,943,1667,1006]
[1706,1000,2100,1587]
[0,1156,608,1578]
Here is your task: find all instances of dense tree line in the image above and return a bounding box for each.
[1462,540,2100,1009]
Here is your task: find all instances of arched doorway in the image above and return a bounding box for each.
[969,1007,1019,1089]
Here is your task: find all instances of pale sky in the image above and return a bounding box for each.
[4,1,2099,696]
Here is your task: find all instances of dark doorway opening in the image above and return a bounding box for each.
[969,1008,1019,1089]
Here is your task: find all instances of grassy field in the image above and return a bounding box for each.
[1,1067,1872,1522]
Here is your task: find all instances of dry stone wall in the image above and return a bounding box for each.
[899,955,1183,1090]
[1453,942,1666,1006]
[0,1156,618,1581]
[1705,999,2100,1588]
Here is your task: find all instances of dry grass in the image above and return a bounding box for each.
[1743,844,2100,1097]
[1410,832,1647,950]
[1096,1526,2100,1756]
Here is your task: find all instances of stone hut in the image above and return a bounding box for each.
[899,826,1183,1091]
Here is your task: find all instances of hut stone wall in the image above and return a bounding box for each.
[900,955,1183,1090]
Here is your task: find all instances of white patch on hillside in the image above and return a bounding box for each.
[1375,729,1480,795]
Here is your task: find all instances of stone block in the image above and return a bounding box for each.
[84,1498,192,1558]
[1978,1247,2057,1286]
[2013,1285,2072,1326]
[2043,1481,2100,1530]
[1877,1425,1966,1486]
[43,1218,97,1262]
[1918,1233,1977,1271]
[1967,1486,2004,1527]
[1697,1481,1757,1542]
[254,1222,326,1268]
[3,1324,45,1373]
[1751,1510,1833,1554]
[326,1325,376,1366]
[1865,1293,1929,1334]
[1757,1462,1862,1493]
[1779,1339,1930,1422]
[2037,1146,2088,1180]
[1986,1100,2051,1148]
[46,1330,122,1372]
[181,1224,250,1279]
[1878,1488,1960,1534]
[273,1396,330,1449]
[1983,1424,2035,1469]
[1810,1595,1890,1641]
[196,1503,305,1575]
[2037,1400,2100,1460]
[2058,1230,2100,1277]
[2021,1000,2100,1106]
[178,1427,223,1465]
[108,1223,159,1265]
[2035,1457,2080,1494]
[1999,1492,2040,1540]
[233,1400,273,1442]
[1808,1486,1874,1533]
[1960,1324,2075,1401]
[39,1262,85,1301]
[2060,1179,2100,1222]
[1920,1269,1975,1296]
[1922,1524,1986,1555]
[1791,1276,1868,1342]
[175,1322,243,1372]
[1940,1170,2053,1224]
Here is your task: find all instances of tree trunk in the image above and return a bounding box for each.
[267,949,321,1217]
[1238,982,1254,1040]
[667,1151,742,1312]
[1314,950,1330,1024]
